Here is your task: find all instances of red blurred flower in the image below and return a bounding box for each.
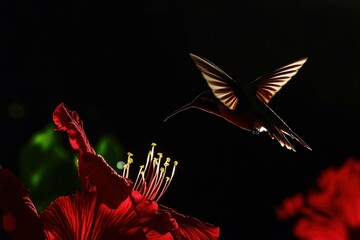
[0,103,220,240]
[276,157,360,240]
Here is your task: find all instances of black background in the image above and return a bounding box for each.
[3,0,360,239]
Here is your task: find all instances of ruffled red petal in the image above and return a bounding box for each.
[52,103,132,209]
[277,157,360,240]
[52,103,95,154]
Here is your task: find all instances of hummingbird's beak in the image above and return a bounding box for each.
[163,102,194,122]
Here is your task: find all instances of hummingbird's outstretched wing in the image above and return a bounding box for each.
[248,58,308,104]
[189,53,239,110]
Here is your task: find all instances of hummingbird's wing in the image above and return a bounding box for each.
[189,53,239,110]
[248,58,308,104]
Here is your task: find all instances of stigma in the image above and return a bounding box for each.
[122,143,178,202]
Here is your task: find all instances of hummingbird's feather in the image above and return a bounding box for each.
[265,125,295,151]
[190,53,239,110]
[249,58,308,104]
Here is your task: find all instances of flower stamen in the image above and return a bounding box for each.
[155,160,178,202]
[122,152,133,178]
[130,143,178,202]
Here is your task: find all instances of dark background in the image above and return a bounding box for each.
[3,0,360,239]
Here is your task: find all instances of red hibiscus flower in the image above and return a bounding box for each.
[0,103,220,240]
[276,156,360,240]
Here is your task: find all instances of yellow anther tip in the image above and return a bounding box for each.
[174,161,178,166]
[151,143,157,147]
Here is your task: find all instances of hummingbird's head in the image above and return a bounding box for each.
[163,91,221,122]
[190,91,221,115]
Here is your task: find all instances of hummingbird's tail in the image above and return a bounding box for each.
[285,129,312,151]
[265,124,312,152]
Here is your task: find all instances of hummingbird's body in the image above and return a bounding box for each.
[164,53,312,152]
[189,91,257,131]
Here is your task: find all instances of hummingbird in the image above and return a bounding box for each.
[164,53,312,152]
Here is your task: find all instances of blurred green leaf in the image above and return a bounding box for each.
[18,124,126,212]
[18,123,79,212]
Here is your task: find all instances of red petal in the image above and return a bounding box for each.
[52,103,95,154]
[147,210,178,235]
[41,191,172,240]
[80,152,133,209]
[277,157,360,239]
[0,168,47,240]
[159,205,220,240]
[52,103,132,208]
[41,191,146,239]
[275,193,304,221]
[293,217,346,240]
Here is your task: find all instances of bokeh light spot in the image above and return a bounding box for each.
[116,161,126,170]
